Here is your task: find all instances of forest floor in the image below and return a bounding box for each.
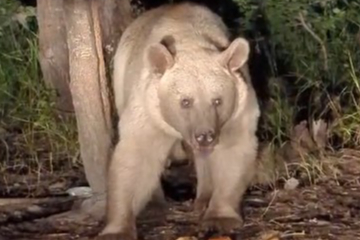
[0,130,360,240]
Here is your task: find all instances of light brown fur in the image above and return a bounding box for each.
[100,2,260,239]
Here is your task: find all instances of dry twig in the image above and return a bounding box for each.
[298,12,328,72]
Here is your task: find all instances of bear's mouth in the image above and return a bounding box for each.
[188,141,217,157]
[183,130,219,157]
[195,145,214,157]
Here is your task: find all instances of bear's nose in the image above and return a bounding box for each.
[195,131,216,146]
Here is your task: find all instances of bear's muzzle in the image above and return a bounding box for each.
[191,129,219,156]
[194,130,216,146]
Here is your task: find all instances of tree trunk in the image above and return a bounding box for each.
[64,0,112,199]
[98,0,134,64]
[36,0,135,219]
[37,0,74,114]
[97,0,135,142]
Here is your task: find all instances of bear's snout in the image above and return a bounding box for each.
[194,130,217,148]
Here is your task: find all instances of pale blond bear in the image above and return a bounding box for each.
[100,2,260,239]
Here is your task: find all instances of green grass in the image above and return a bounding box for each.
[235,0,360,149]
[0,1,78,175]
[233,0,360,183]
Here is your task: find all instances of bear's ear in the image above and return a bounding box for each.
[219,37,250,72]
[146,36,175,75]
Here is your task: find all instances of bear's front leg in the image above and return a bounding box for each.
[200,139,258,235]
[99,127,175,239]
[193,156,213,215]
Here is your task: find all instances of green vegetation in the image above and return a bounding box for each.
[0,0,78,173]
[236,0,360,149]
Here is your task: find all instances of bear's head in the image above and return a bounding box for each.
[145,35,251,154]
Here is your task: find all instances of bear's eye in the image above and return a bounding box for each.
[212,98,222,107]
[180,98,193,108]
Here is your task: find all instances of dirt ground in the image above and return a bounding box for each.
[1,135,360,240]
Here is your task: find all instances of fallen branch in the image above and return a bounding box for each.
[0,196,75,225]
[0,197,47,206]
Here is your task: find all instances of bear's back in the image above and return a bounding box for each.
[121,2,230,69]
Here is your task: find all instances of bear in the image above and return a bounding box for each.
[99,2,260,239]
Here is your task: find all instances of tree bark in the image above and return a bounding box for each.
[97,0,135,142]
[37,0,74,114]
[64,0,112,199]
[98,0,134,64]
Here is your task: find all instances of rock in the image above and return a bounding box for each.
[66,187,93,198]
[284,177,299,190]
